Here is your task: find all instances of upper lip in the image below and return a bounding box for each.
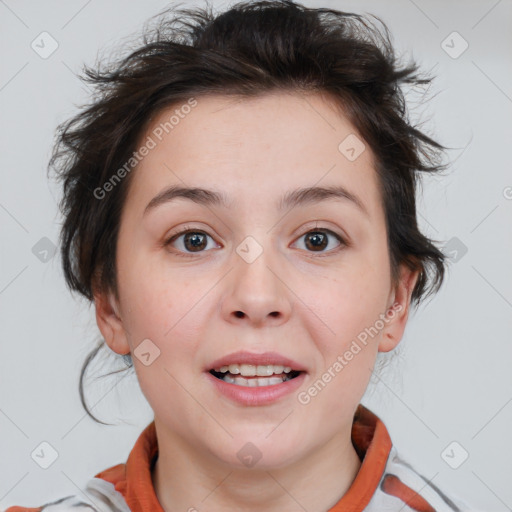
[207,350,307,372]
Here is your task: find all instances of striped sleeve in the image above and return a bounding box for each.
[4,495,99,511]
[364,448,471,511]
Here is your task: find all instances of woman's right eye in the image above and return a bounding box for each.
[164,229,219,258]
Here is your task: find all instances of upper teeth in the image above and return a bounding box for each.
[213,364,293,376]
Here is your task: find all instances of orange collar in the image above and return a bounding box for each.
[329,404,393,510]
[95,404,392,511]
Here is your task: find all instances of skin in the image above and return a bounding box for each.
[94,91,419,512]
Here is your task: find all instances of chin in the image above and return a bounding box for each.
[210,436,304,472]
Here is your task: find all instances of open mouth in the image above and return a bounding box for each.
[209,366,303,387]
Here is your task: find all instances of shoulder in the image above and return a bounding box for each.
[369,446,471,511]
[2,475,130,512]
[3,495,99,511]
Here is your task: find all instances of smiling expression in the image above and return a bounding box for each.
[94,90,417,469]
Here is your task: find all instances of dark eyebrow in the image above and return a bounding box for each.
[143,184,369,217]
[144,185,232,215]
[278,185,368,217]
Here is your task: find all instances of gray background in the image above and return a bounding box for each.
[1,0,511,510]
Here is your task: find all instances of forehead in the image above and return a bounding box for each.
[127,91,382,220]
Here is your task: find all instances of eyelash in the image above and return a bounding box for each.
[163,225,347,259]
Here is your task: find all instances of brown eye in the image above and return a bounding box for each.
[294,229,345,254]
[304,231,328,251]
[182,232,208,251]
[165,229,218,257]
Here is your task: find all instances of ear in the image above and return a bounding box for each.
[93,288,131,355]
[378,265,420,353]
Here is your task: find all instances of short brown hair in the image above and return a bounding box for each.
[49,0,448,423]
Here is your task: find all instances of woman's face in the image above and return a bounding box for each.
[95,91,417,469]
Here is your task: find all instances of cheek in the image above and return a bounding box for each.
[320,262,389,335]
[301,256,389,401]
[118,246,187,324]
[120,261,210,364]
[306,285,381,412]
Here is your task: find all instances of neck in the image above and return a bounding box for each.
[151,423,361,512]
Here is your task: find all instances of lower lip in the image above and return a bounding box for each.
[205,371,307,406]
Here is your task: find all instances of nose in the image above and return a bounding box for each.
[221,244,293,327]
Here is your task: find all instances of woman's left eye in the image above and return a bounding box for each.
[292,229,345,254]
[164,227,346,258]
